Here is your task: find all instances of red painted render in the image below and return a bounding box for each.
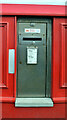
[0,4,67,16]
[52,18,66,99]
[2,103,65,118]
[0,17,15,98]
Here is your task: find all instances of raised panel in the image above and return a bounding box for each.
[0,23,8,88]
[53,18,67,100]
[60,23,67,88]
[0,17,15,98]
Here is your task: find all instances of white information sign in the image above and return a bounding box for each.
[27,47,37,64]
[25,28,40,33]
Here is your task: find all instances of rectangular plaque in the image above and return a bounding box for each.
[25,28,40,33]
[27,47,38,64]
[9,49,15,73]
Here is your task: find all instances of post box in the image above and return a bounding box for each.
[15,17,53,107]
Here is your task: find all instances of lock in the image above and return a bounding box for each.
[19,61,22,64]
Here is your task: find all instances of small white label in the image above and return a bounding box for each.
[25,28,40,33]
[27,47,37,64]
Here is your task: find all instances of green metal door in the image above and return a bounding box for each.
[17,17,52,98]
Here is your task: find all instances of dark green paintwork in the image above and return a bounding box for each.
[17,16,52,98]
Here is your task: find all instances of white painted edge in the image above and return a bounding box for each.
[0,0,67,5]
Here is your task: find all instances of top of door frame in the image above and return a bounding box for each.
[0,4,67,16]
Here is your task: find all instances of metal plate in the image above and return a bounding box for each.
[9,49,15,74]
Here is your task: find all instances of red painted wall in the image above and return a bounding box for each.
[1,4,66,16]
[52,18,67,103]
[2,103,65,118]
[0,17,15,100]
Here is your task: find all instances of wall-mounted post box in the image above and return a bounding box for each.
[15,17,53,107]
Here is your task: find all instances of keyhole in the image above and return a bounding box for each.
[19,61,22,64]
